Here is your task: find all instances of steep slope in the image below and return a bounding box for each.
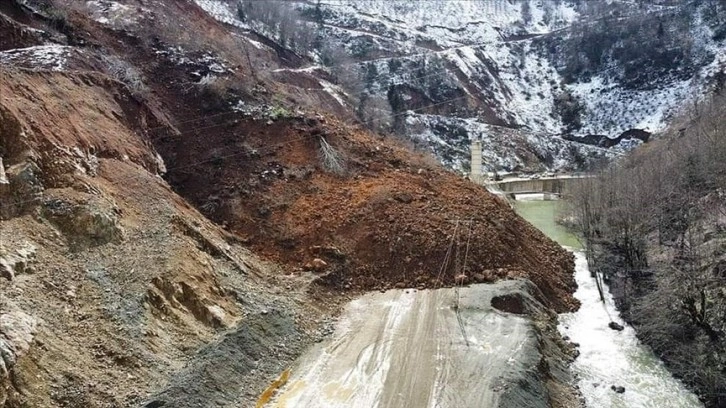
[567,90,726,407]
[0,68,332,408]
[213,0,726,173]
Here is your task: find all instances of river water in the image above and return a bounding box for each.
[514,196,704,408]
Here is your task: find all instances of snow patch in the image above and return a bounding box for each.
[319,80,348,107]
[193,0,247,28]
[568,76,694,136]
[84,1,147,29]
[0,45,73,71]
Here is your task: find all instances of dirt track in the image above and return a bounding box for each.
[270,281,550,408]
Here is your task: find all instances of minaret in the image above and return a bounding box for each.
[470,140,482,184]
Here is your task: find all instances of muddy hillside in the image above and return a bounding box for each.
[1,1,576,407]
[157,114,577,312]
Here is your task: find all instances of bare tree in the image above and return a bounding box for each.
[567,86,726,406]
[318,136,346,175]
[520,1,532,25]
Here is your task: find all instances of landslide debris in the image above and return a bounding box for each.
[0,1,579,407]
[156,115,578,313]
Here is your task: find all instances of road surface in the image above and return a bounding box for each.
[269,281,543,408]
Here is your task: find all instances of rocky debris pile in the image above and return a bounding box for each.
[0,3,582,407]
[160,115,578,312]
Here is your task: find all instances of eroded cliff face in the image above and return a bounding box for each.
[0,1,579,406]
[0,68,332,407]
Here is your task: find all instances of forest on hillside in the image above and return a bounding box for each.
[568,87,726,406]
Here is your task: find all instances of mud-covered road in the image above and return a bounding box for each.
[270,281,551,408]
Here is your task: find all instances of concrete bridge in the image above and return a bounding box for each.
[487,176,581,200]
[469,140,588,200]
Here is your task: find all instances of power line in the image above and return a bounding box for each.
[456,219,474,346]
[435,219,459,288]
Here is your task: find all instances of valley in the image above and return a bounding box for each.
[0,1,724,407]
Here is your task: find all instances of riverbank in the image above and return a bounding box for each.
[512,198,704,408]
[563,107,726,406]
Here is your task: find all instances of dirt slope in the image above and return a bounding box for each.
[156,115,578,313]
[0,68,334,408]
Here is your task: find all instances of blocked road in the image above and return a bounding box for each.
[270,281,542,408]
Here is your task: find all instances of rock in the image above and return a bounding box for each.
[0,310,37,377]
[310,258,328,272]
[0,157,8,185]
[0,162,43,219]
[0,242,37,281]
[310,245,346,260]
[491,293,528,315]
[207,305,227,327]
[472,273,489,283]
[608,321,625,331]
[257,206,270,217]
[42,198,124,249]
[393,192,413,203]
[611,385,625,393]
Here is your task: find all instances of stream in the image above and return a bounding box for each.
[514,196,704,408]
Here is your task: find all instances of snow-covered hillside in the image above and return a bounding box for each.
[307,1,723,170]
[310,0,578,133]
[194,0,726,173]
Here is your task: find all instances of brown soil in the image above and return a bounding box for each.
[0,67,345,408]
[155,115,578,313]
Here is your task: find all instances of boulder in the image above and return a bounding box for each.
[611,385,626,394]
[41,198,124,249]
[303,258,328,273]
[0,310,37,377]
[608,321,625,331]
[0,242,36,281]
[311,258,328,272]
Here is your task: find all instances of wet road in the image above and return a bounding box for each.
[270,282,537,408]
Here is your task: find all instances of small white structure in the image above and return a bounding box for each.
[470,140,483,184]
